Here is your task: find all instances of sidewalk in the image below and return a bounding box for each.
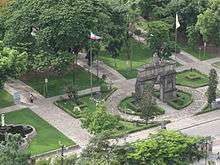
[77,53,126,83]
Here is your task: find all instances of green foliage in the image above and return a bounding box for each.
[138,83,156,124]
[0,89,14,108]
[207,68,218,106]
[186,25,201,48]
[0,134,30,165]
[6,108,74,155]
[81,102,123,134]
[31,51,74,74]
[77,133,122,165]
[196,2,220,45]
[167,91,193,110]
[146,21,172,59]
[128,130,205,165]
[176,69,209,88]
[0,41,28,88]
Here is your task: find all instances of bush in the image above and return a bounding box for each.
[167,41,181,53]
[100,83,109,92]
[81,102,124,134]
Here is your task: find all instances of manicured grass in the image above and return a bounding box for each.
[176,69,209,88]
[0,89,14,109]
[178,43,215,61]
[99,39,153,79]
[212,61,220,69]
[119,96,165,116]
[56,91,158,137]
[55,89,114,118]
[167,91,193,110]
[153,90,193,110]
[5,108,74,155]
[22,66,103,97]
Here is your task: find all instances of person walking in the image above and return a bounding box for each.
[30,93,34,103]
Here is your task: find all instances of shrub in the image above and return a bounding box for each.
[81,102,124,134]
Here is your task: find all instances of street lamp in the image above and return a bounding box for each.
[59,141,65,165]
[44,78,48,97]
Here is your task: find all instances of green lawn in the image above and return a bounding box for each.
[5,108,74,155]
[0,89,14,109]
[167,91,193,110]
[119,96,165,116]
[55,91,158,138]
[22,66,103,97]
[99,39,153,79]
[153,90,193,110]
[178,43,215,61]
[212,61,220,69]
[176,69,209,88]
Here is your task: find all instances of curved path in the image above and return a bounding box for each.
[106,77,207,122]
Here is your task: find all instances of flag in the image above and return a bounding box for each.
[90,32,101,40]
[176,14,180,29]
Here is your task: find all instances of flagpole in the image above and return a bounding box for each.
[90,42,93,98]
[175,28,177,62]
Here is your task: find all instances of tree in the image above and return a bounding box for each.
[196,6,220,46]
[138,83,156,124]
[127,130,205,164]
[207,69,218,106]
[77,133,121,165]
[106,38,123,68]
[3,0,118,54]
[81,101,123,134]
[0,41,28,88]
[0,134,30,165]
[146,21,172,59]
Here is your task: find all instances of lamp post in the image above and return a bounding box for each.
[59,141,65,165]
[44,78,48,97]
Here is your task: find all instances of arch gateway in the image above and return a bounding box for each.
[135,55,177,102]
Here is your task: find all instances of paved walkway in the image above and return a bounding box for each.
[0,104,26,114]
[4,78,92,148]
[77,53,126,83]
[30,100,92,148]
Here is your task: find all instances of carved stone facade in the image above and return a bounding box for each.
[135,56,177,102]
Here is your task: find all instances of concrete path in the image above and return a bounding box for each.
[30,100,92,148]
[4,78,92,148]
[4,78,44,104]
[46,87,100,103]
[77,53,126,83]
[0,104,26,114]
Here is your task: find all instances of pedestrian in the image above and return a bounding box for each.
[30,93,34,103]
[217,152,220,160]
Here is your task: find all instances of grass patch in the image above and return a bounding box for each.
[119,96,165,116]
[99,39,153,79]
[176,69,209,88]
[22,66,103,97]
[167,91,193,110]
[153,90,193,110]
[178,42,215,61]
[56,90,158,138]
[5,108,74,155]
[0,89,14,109]
[212,61,220,69]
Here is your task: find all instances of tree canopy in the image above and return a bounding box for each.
[0,41,28,88]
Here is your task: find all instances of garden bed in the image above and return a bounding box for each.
[0,89,14,109]
[153,90,193,110]
[118,96,165,116]
[167,91,193,110]
[55,89,159,138]
[5,108,75,155]
[176,69,209,88]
